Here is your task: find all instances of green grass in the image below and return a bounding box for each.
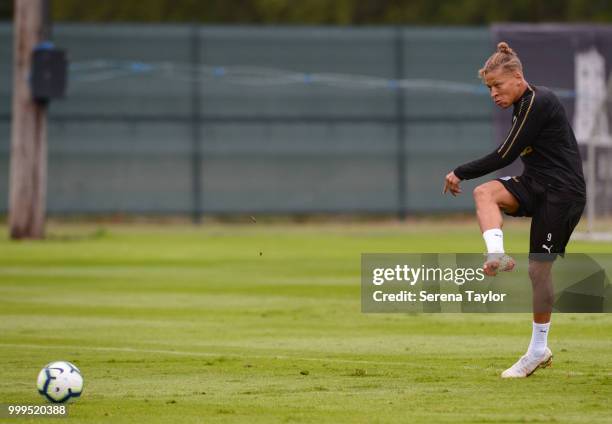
[0,221,611,423]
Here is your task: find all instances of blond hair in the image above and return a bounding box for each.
[478,42,523,79]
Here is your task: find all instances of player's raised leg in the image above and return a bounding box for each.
[472,181,518,276]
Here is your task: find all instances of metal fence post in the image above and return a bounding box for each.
[394,27,407,220]
[190,24,203,223]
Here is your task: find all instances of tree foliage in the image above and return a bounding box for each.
[2,0,612,24]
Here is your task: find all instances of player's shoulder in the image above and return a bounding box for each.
[530,85,561,108]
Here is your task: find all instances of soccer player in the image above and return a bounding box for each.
[443,42,586,378]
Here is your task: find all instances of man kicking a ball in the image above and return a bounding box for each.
[443,42,586,378]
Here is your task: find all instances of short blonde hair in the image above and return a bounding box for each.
[478,42,523,79]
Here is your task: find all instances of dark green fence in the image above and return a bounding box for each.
[0,24,495,217]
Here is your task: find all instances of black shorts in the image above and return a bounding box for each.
[496,175,585,261]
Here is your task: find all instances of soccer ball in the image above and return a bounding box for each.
[36,361,83,403]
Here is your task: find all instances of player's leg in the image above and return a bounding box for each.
[473,180,520,275]
[501,197,583,379]
[528,258,554,362]
[473,180,520,232]
[529,259,554,324]
[501,258,555,379]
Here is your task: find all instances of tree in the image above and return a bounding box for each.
[9,0,49,239]
[2,0,612,24]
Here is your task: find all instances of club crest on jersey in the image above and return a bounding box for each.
[520,146,533,156]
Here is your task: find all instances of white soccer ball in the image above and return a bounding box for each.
[36,361,83,403]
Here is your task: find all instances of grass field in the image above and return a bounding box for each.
[0,220,611,423]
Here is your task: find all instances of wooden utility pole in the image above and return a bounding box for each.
[9,0,49,239]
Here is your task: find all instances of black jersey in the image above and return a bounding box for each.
[454,85,586,199]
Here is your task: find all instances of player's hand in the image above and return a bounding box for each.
[443,171,462,196]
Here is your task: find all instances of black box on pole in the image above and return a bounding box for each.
[31,42,68,101]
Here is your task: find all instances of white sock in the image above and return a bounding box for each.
[527,321,550,358]
[482,228,504,254]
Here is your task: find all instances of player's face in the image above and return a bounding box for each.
[485,68,523,109]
